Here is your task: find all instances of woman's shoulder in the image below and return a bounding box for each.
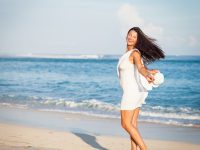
[133,48,141,53]
[128,49,142,64]
[130,48,141,57]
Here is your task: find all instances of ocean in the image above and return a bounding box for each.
[0,55,199,128]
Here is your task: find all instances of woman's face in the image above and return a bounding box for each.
[126,30,137,47]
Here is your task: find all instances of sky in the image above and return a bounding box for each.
[0,0,200,56]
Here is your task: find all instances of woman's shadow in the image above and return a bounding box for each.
[72,132,108,150]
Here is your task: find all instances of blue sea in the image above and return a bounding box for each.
[0,55,199,128]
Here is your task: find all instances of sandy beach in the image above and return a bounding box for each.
[0,106,200,150]
[0,122,200,150]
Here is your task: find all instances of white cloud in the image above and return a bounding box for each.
[117,3,199,55]
[143,23,164,37]
[118,3,164,38]
[118,4,143,28]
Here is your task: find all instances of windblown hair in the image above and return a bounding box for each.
[128,27,165,64]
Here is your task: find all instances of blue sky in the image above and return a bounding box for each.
[0,0,199,55]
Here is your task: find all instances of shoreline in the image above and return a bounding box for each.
[0,106,200,145]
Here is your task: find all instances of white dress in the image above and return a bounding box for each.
[117,49,148,110]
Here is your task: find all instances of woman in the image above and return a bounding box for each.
[117,27,165,150]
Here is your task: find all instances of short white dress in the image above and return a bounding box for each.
[117,49,148,110]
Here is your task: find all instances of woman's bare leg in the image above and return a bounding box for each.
[121,109,147,150]
[130,107,140,150]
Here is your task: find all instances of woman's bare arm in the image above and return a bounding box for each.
[131,51,155,82]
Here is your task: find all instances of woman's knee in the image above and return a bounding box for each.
[131,121,137,128]
[121,121,132,131]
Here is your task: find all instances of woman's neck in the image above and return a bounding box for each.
[126,46,135,52]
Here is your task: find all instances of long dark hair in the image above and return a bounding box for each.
[127,27,165,64]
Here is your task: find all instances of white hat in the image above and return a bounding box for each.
[152,72,164,87]
[139,71,164,91]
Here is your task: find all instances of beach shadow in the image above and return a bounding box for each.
[72,132,108,150]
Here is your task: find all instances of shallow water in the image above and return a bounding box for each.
[0,55,199,127]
